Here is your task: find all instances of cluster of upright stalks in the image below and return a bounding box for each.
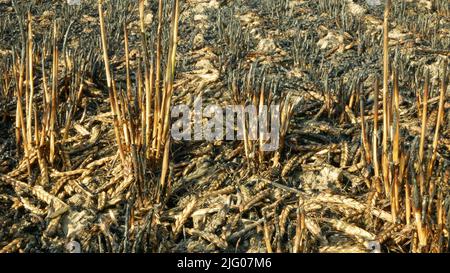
[97,0,179,205]
[8,0,180,206]
[4,0,99,197]
[356,1,449,252]
[229,65,298,169]
[11,10,61,187]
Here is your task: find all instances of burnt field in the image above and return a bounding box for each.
[0,0,449,253]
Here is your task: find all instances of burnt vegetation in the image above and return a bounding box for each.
[0,0,449,253]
